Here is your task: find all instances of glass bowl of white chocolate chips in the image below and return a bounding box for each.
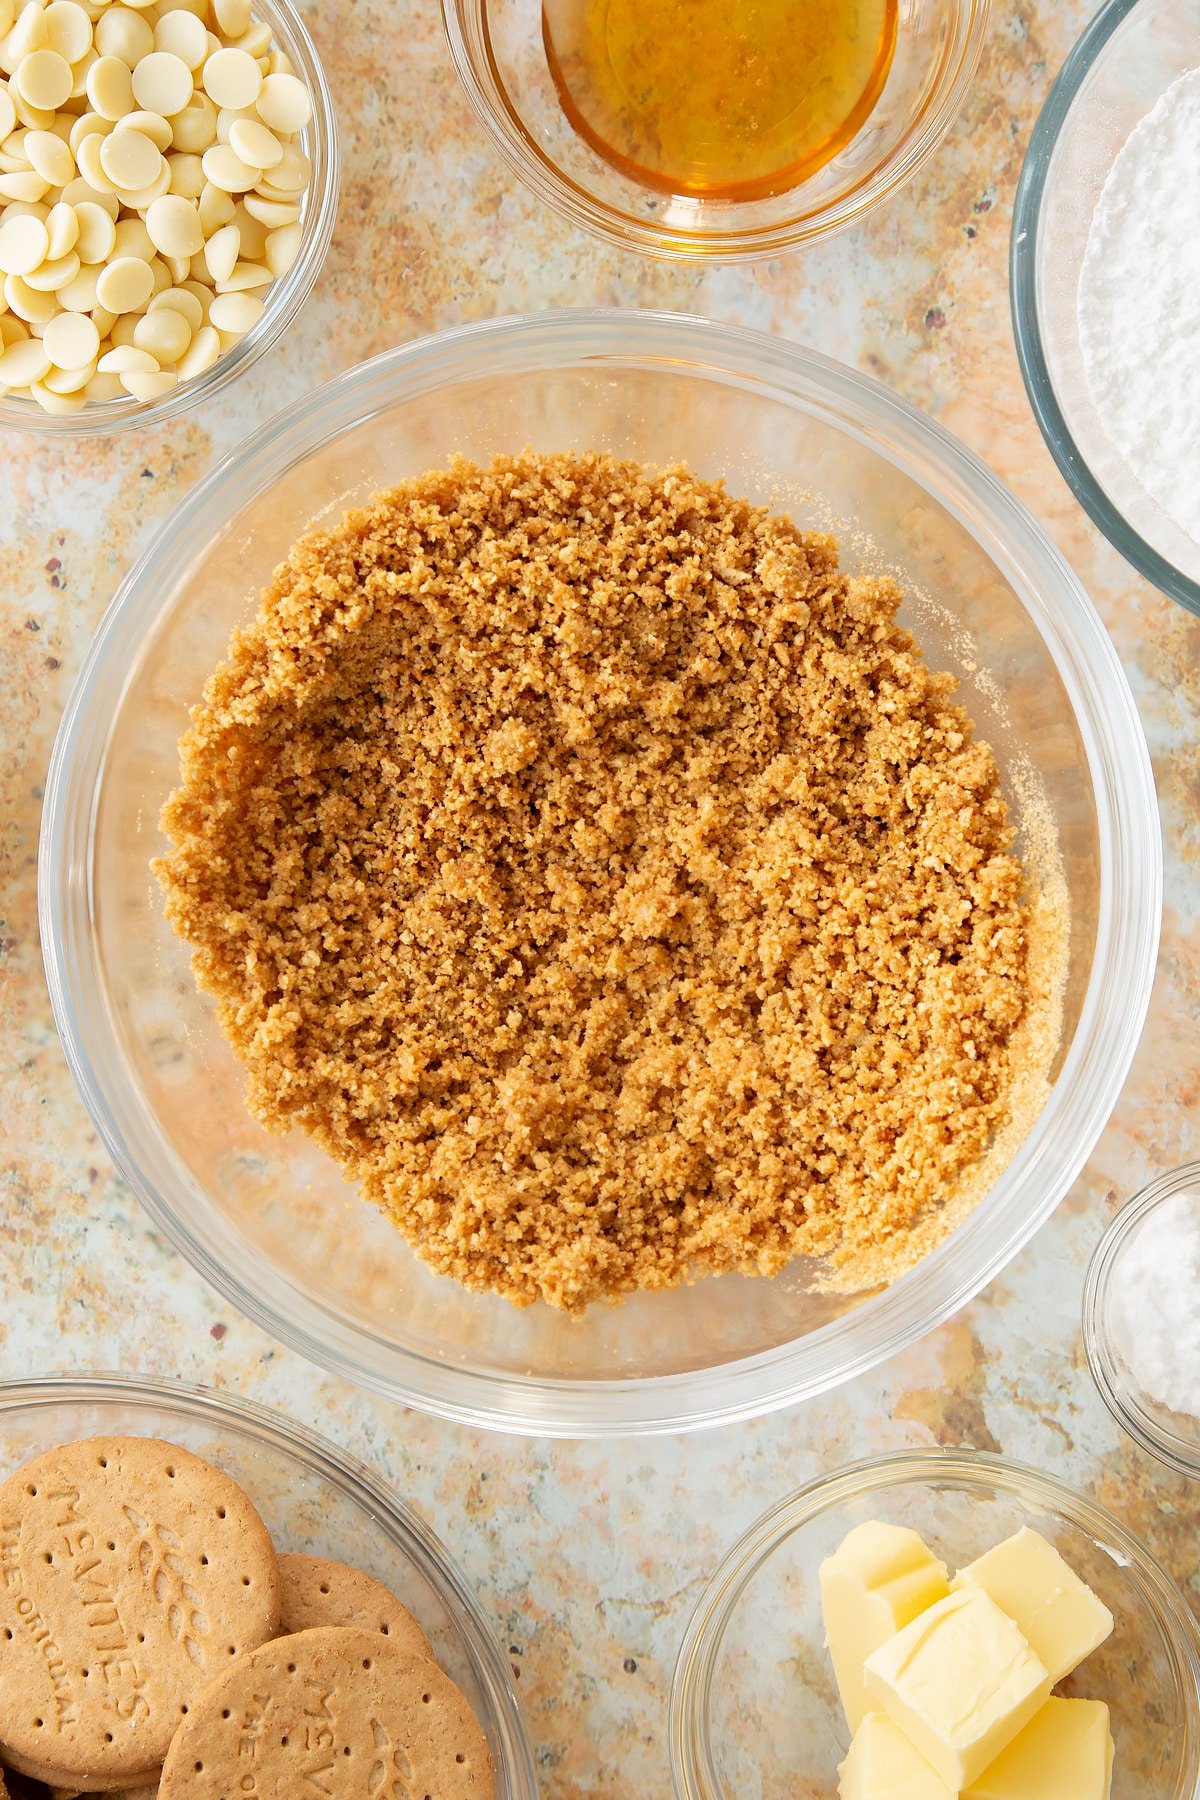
[0,0,337,429]
[670,1449,1200,1800]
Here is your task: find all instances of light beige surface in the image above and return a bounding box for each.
[1,1,1199,1793]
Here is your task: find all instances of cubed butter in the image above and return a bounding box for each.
[951,1527,1113,1684]
[838,1712,954,1799]
[820,1522,951,1732]
[862,1585,1052,1789]
[963,1697,1114,1799]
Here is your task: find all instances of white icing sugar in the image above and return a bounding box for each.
[1109,1189,1200,1420]
[1078,67,1200,547]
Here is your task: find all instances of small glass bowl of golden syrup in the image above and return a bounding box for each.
[442,0,989,258]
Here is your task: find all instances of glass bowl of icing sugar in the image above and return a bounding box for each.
[1084,1161,1200,1477]
[1011,0,1200,616]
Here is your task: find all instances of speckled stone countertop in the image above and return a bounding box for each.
[2,1,1199,1792]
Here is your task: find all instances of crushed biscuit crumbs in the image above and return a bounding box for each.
[156,451,1049,1313]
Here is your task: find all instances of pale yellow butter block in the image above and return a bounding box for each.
[963,1697,1114,1798]
[951,1526,1114,1683]
[820,1521,951,1732]
[838,1711,955,1799]
[863,1585,1052,1790]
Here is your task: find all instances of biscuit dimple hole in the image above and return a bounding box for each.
[456,1754,466,1765]
[227,1644,237,1655]
[194,1762,204,1773]
[242,1575,251,1586]
[222,1709,231,1720]
[362,1658,372,1670]
[34,1718,43,1729]
[201,1554,209,1565]
[137,1632,145,1643]
[104,1731,113,1742]
[43,1551,52,1563]
[166,1465,176,1477]
[216,1506,226,1519]
[2,1628,12,1640]
[181,1703,189,1714]
[421,1694,431,1705]
[98,1457,108,1469]
[106,1540,115,1551]
[319,1583,330,1595]
[286,1662,296,1674]
[26,1484,37,1496]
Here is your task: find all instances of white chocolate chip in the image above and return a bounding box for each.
[0,209,48,272]
[97,340,158,370]
[264,218,299,277]
[44,198,80,258]
[120,365,176,398]
[73,198,116,261]
[169,88,216,151]
[132,48,192,114]
[43,355,97,391]
[166,150,204,196]
[153,7,207,68]
[82,366,124,399]
[44,1,93,65]
[0,332,51,383]
[86,54,134,120]
[99,123,160,188]
[228,113,279,169]
[56,261,100,308]
[42,305,99,366]
[197,176,233,232]
[133,301,189,359]
[207,286,260,332]
[149,281,202,326]
[201,140,256,191]
[255,70,309,133]
[0,168,48,200]
[175,316,217,376]
[145,189,202,255]
[95,250,153,311]
[203,218,237,279]
[215,256,267,292]
[122,107,172,149]
[202,46,260,109]
[29,377,85,411]
[24,250,80,290]
[94,6,154,66]
[24,124,74,183]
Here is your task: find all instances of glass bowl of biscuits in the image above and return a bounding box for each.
[39,308,1161,1435]
[0,1371,537,1798]
[669,1449,1200,1799]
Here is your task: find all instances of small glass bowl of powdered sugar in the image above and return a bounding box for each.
[1012,0,1200,616]
[1084,1162,1200,1476]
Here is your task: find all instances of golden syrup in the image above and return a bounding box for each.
[542,0,898,202]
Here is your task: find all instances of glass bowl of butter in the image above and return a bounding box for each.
[669,1448,1200,1799]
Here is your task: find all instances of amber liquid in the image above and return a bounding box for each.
[542,0,898,202]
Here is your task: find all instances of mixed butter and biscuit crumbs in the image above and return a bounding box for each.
[156,452,1039,1312]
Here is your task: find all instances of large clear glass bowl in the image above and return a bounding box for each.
[1011,0,1200,614]
[442,0,989,259]
[0,0,339,438]
[669,1449,1200,1798]
[39,309,1161,1436]
[0,1372,537,1798]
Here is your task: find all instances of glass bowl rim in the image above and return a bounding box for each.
[1083,1160,1200,1479]
[0,1368,539,1799]
[0,0,340,439]
[668,1444,1200,1800]
[1009,0,1200,617]
[38,306,1162,1437]
[439,0,991,260]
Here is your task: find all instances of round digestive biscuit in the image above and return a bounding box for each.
[276,1555,433,1660]
[159,1628,494,1800]
[0,1436,281,1787]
